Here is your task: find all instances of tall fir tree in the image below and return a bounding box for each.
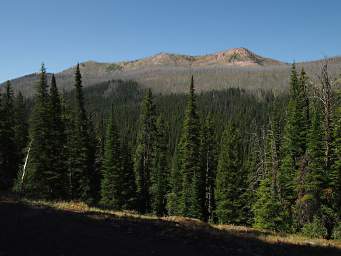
[150,115,169,216]
[24,64,52,196]
[134,89,156,213]
[68,64,92,201]
[298,104,325,224]
[200,115,217,222]
[280,64,310,219]
[167,144,183,215]
[120,142,137,210]
[100,113,123,209]
[253,110,289,231]
[332,89,341,218]
[178,76,203,219]
[46,74,67,198]
[0,81,19,190]
[215,123,247,224]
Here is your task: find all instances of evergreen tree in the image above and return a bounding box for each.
[46,74,67,197]
[150,116,169,216]
[200,115,217,222]
[178,76,203,219]
[215,123,247,224]
[100,113,123,208]
[120,143,137,210]
[253,110,289,231]
[167,145,182,215]
[298,104,325,224]
[0,81,19,190]
[332,89,341,218]
[134,89,156,213]
[280,64,310,218]
[68,64,91,201]
[24,64,51,196]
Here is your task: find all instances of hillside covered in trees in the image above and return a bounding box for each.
[0,61,340,249]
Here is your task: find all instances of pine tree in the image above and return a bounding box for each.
[68,64,91,201]
[298,104,325,224]
[253,110,289,231]
[24,64,52,196]
[150,116,169,216]
[120,143,137,210]
[280,64,310,218]
[134,89,156,213]
[253,177,290,231]
[178,76,203,219]
[215,123,247,224]
[100,113,123,209]
[200,115,217,222]
[167,145,182,215]
[332,89,341,218]
[0,81,19,190]
[46,74,67,198]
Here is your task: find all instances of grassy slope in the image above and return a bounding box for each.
[1,196,340,256]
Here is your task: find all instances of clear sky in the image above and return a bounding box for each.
[0,0,340,82]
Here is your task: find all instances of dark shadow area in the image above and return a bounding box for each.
[0,201,340,256]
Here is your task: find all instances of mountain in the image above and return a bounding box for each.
[1,48,341,96]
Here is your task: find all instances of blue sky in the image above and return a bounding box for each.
[0,0,340,82]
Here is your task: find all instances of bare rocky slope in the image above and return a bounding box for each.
[2,48,341,96]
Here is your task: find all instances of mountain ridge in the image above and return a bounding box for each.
[2,48,341,96]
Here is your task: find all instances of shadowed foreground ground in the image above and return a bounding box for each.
[1,199,340,256]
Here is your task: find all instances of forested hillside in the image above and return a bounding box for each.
[0,62,340,241]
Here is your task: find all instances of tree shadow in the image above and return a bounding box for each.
[0,201,340,256]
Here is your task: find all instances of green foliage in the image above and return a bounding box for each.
[177,76,204,219]
[0,81,19,190]
[253,178,290,231]
[215,123,247,225]
[24,64,53,196]
[67,64,94,202]
[200,115,218,222]
[100,114,123,208]
[332,222,341,240]
[134,89,157,213]
[150,116,169,216]
[301,216,327,239]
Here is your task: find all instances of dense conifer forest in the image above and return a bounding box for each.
[0,62,340,240]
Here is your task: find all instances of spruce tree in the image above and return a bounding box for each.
[332,89,341,218]
[253,112,289,231]
[47,74,67,198]
[100,113,123,209]
[178,76,203,219]
[215,123,247,224]
[24,64,52,196]
[167,145,183,215]
[200,115,217,222]
[150,116,169,216]
[120,143,137,210]
[134,89,156,213]
[280,64,310,218]
[0,81,19,190]
[298,104,325,224]
[68,64,91,201]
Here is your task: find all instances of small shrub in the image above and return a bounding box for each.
[332,222,341,240]
[301,216,327,239]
